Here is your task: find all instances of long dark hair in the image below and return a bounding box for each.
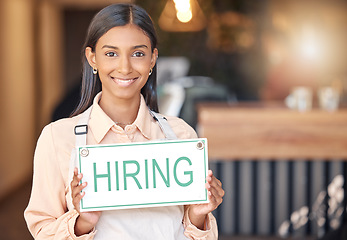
[71,3,158,117]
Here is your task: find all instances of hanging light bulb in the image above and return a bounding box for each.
[159,0,206,32]
[173,0,190,12]
[176,11,192,23]
[173,0,192,23]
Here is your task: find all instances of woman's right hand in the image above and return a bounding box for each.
[71,167,102,236]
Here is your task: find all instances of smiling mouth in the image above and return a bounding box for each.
[111,77,138,86]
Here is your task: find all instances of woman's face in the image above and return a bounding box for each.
[86,24,157,102]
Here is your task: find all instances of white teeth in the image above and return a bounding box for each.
[113,78,135,82]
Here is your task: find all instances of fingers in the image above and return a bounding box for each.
[71,167,88,210]
[206,170,222,185]
[205,170,224,209]
[206,183,224,204]
[208,186,224,204]
[71,168,85,192]
[206,171,223,193]
[72,181,87,200]
[71,167,81,187]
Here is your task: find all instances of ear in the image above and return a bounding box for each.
[85,47,97,69]
[150,48,158,69]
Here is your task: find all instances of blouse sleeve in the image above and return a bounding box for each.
[24,124,96,239]
[183,206,218,240]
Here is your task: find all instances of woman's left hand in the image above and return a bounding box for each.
[188,170,224,230]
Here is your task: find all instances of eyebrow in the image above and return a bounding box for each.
[102,44,149,50]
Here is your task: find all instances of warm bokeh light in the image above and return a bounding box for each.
[298,26,321,60]
[174,0,192,23]
[176,10,192,23]
[173,0,190,12]
[159,0,206,31]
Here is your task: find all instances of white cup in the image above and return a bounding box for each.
[318,87,340,111]
[285,87,313,112]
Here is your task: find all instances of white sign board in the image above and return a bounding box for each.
[77,138,208,212]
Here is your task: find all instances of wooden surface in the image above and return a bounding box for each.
[197,103,347,160]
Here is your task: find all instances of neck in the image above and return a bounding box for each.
[99,94,141,126]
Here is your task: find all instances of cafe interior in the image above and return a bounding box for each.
[0,0,347,239]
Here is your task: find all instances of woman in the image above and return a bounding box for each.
[25,3,224,239]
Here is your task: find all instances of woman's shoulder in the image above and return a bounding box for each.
[40,115,80,140]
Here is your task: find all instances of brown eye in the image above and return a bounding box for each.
[106,52,117,57]
[133,51,145,57]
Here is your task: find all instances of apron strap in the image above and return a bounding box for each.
[67,106,92,210]
[149,110,178,140]
[69,106,92,173]
[74,106,92,146]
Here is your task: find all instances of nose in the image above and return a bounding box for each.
[117,55,132,75]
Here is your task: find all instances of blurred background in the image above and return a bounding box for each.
[0,0,347,239]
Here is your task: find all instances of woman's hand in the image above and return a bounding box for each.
[188,170,224,230]
[71,167,102,236]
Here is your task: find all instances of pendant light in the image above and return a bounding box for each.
[159,0,206,32]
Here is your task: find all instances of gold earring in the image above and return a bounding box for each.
[93,68,98,74]
[149,68,153,76]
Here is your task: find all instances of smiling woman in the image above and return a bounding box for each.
[24,3,223,240]
[71,4,159,117]
[84,24,158,124]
